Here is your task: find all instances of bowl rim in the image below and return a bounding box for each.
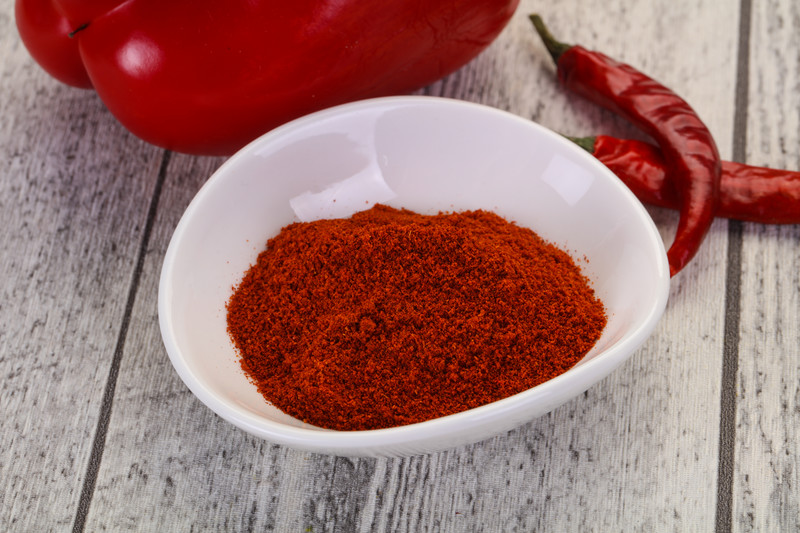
[158,95,670,454]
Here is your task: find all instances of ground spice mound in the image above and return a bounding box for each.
[226,204,607,431]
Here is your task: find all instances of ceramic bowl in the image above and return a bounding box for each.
[158,96,670,457]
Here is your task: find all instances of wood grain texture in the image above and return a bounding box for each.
[79,1,739,531]
[4,0,798,531]
[0,7,165,530]
[735,0,800,530]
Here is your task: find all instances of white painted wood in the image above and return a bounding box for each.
[0,5,165,530]
[735,0,800,530]
[81,1,739,531]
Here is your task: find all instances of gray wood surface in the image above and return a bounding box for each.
[735,0,800,531]
[1,0,796,531]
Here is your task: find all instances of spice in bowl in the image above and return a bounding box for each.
[225,204,606,431]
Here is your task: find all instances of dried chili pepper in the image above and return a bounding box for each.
[226,204,606,431]
[530,14,722,276]
[572,135,800,225]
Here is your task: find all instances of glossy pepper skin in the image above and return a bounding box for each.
[15,0,520,155]
[531,15,721,277]
[576,135,800,225]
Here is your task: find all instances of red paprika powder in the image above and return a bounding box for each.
[226,204,606,431]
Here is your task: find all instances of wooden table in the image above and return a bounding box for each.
[3,1,798,530]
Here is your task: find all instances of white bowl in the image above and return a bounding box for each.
[158,96,669,457]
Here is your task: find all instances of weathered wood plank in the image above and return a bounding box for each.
[81,1,741,531]
[735,0,800,530]
[0,3,165,529]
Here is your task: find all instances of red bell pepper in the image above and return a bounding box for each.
[15,0,519,155]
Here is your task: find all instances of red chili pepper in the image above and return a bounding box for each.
[530,14,721,276]
[15,0,519,155]
[572,135,800,225]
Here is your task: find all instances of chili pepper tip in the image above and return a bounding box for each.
[529,14,571,63]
